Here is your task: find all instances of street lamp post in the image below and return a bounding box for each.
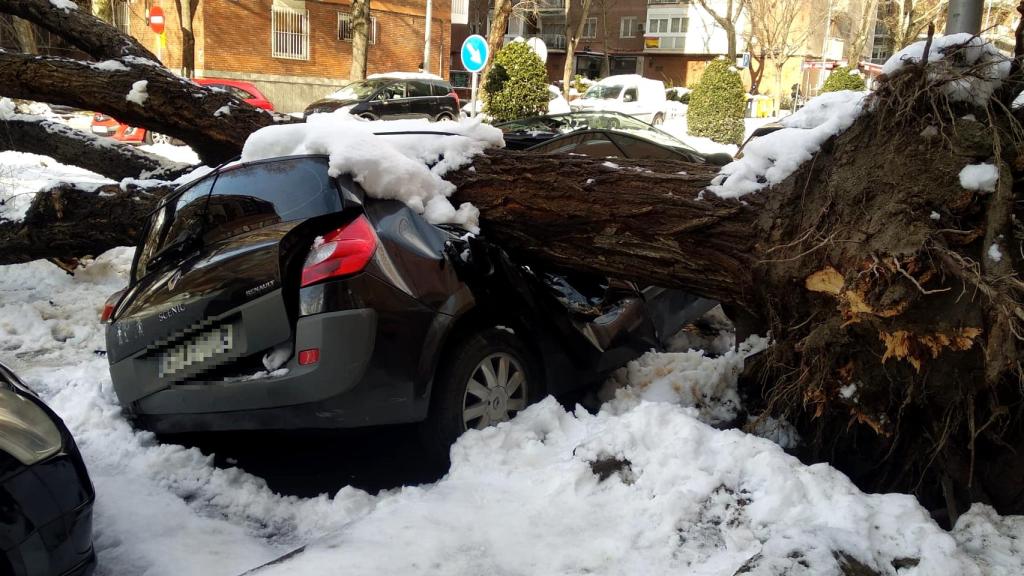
[946,0,984,35]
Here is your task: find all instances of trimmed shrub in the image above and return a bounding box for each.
[821,66,866,93]
[686,58,746,144]
[483,42,549,122]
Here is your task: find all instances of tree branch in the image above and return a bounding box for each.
[0,113,192,181]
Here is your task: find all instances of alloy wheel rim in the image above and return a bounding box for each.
[462,353,528,431]
[152,132,171,145]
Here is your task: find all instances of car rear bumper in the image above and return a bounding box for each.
[128,308,380,429]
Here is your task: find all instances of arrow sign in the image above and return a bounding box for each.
[460,35,489,74]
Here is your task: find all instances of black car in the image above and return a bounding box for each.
[0,363,95,576]
[495,111,733,165]
[304,75,460,121]
[103,152,712,454]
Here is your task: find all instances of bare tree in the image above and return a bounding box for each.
[173,0,199,78]
[879,0,948,51]
[744,0,824,111]
[350,0,371,81]
[692,0,744,61]
[838,0,879,64]
[563,0,594,97]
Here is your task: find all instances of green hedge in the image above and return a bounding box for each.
[687,58,745,145]
[821,66,866,93]
[483,42,549,122]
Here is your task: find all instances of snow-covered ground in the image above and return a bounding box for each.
[1,107,1023,575]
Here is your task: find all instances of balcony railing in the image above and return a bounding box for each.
[535,0,566,11]
[504,32,567,50]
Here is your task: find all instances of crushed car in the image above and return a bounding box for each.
[102,148,714,456]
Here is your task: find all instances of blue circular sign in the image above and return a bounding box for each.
[461,34,489,74]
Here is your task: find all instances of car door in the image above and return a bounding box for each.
[620,85,642,119]
[405,80,435,119]
[375,82,411,119]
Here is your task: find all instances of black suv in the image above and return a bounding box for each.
[304,75,460,121]
[103,153,712,454]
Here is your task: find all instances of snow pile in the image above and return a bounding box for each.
[50,0,78,10]
[959,162,998,192]
[883,33,1012,105]
[603,336,768,426]
[93,60,129,72]
[1,249,1023,575]
[988,242,1003,262]
[126,80,149,106]
[260,396,997,576]
[0,151,113,222]
[241,114,505,232]
[707,91,867,198]
[0,97,13,119]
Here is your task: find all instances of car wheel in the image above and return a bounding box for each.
[145,131,172,145]
[435,112,454,122]
[359,113,378,121]
[423,328,542,460]
[652,113,665,126]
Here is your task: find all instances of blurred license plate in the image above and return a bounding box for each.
[159,325,234,378]
[91,126,110,134]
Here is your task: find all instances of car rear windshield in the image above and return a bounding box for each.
[134,156,341,282]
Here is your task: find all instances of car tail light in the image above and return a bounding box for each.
[300,215,377,287]
[100,289,125,323]
[448,90,460,109]
[298,349,320,365]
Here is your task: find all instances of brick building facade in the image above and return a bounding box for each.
[116,0,451,112]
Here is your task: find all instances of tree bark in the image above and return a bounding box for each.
[0,114,192,181]
[0,51,294,164]
[174,0,198,78]
[563,0,594,98]
[12,16,38,54]
[350,0,371,81]
[483,0,512,82]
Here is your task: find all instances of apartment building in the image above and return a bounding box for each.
[110,0,452,112]
[450,0,743,87]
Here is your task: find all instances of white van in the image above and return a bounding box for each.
[570,75,668,125]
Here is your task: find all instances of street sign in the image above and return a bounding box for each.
[460,35,489,118]
[460,34,489,73]
[149,6,165,34]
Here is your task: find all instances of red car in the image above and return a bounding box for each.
[91,78,274,144]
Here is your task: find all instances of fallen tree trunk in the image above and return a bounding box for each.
[0,113,192,181]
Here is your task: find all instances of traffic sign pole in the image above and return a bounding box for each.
[470,72,478,118]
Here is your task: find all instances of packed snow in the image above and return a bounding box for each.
[706,91,867,199]
[242,114,505,232]
[214,105,232,117]
[49,0,78,10]
[959,163,998,193]
[883,33,1012,106]
[0,151,112,222]
[93,60,129,72]
[931,211,942,221]
[126,80,149,106]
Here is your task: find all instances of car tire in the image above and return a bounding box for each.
[144,131,172,145]
[652,113,665,126]
[435,112,454,122]
[359,113,378,121]
[422,327,543,462]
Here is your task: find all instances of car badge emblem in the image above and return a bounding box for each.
[167,270,182,291]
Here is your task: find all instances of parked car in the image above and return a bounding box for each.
[101,150,712,455]
[496,111,733,165]
[90,78,275,144]
[570,74,668,125]
[547,85,571,115]
[303,73,460,121]
[0,362,95,576]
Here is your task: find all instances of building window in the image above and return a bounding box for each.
[338,12,378,45]
[620,16,637,38]
[111,0,131,35]
[271,5,309,60]
[582,17,598,39]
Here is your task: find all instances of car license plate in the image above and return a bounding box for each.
[158,324,234,378]
[91,126,109,134]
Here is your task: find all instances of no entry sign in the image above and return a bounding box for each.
[149,6,165,34]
